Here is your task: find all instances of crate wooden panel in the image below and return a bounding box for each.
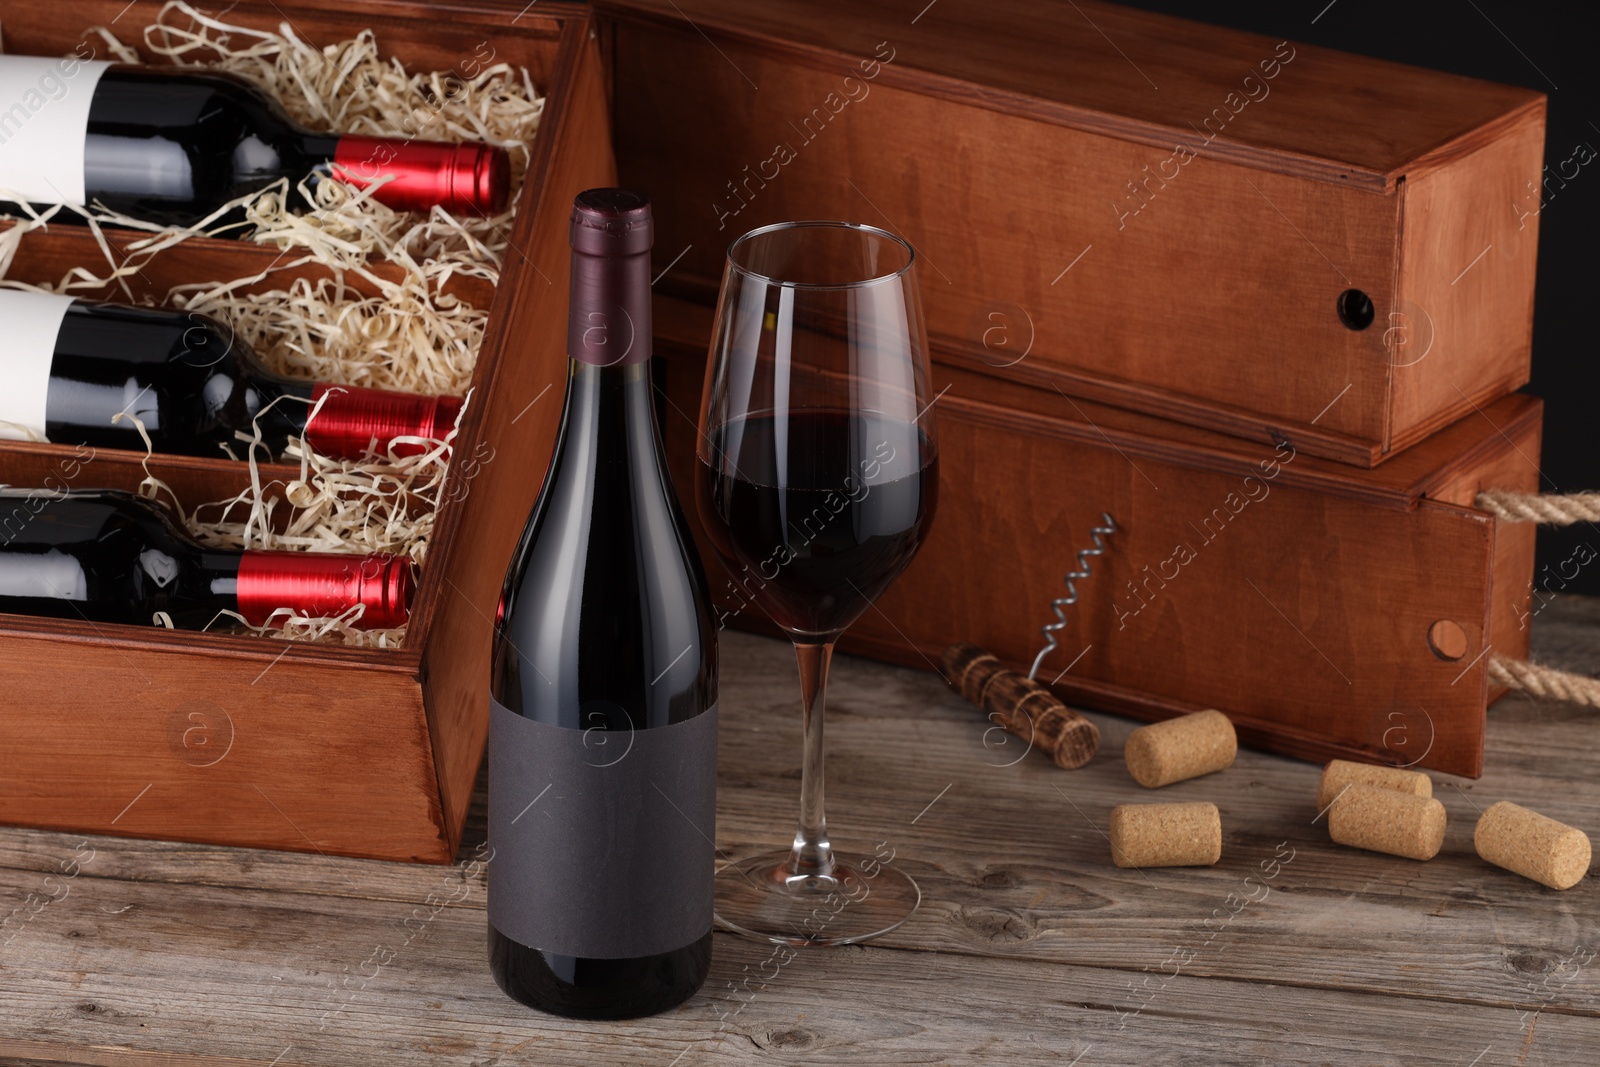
[598,0,1545,467]
[653,296,1538,778]
[0,0,613,862]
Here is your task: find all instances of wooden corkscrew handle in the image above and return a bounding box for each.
[939,643,1100,769]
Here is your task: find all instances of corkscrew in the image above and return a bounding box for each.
[1027,511,1117,681]
[939,509,1117,770]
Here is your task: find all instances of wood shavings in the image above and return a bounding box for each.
[171,271,484,399]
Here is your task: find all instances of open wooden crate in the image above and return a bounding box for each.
[0,0,613,862]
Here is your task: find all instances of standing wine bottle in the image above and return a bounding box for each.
[0,55,509,228]
[488,189,717,1019]
[0,290,461,461]
[0,488,412,629]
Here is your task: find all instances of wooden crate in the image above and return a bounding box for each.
[0,0,613,862]
[654,297,1538,778]
[598,0,1546,468]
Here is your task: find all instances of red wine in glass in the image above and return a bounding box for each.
[696,409,937,638]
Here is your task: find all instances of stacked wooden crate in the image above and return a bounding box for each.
[596,0,1547,776]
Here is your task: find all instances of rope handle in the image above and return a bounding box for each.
[1490,656,1600,710]
[1476,489,1600,525]
[1471,490,1600,706]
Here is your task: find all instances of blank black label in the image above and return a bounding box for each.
[487,699,718,959]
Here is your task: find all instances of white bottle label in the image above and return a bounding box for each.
[0,55,111,205]
[0,289,74,441]
[0,549,88,601]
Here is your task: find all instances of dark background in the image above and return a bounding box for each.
[1118,0,1598,593]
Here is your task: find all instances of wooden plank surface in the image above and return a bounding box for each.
[4,598,1600,1065]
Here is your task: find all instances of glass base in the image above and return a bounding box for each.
[714,850,920,946]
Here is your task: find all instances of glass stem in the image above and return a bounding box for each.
[789,641,836,880]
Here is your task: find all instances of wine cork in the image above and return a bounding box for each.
[1474,801,1591,890]
[939,643,1100,769]
[1318,759,1432,810]
[1328,784,1446,860]
[1123,710,1236,788]
[1108,802,1222,868]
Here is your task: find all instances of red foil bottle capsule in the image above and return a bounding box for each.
[333,135,511,215]
[235,552,415,628]
[304,384,464,460]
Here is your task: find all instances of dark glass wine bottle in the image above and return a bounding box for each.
[0,488,412,629]
[487,189,717,1019]
[0,56,509,229]
[0,290,461,461]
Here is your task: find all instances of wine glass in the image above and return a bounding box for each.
[695,220,939,945]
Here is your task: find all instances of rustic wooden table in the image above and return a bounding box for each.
[4,600,1599,1066]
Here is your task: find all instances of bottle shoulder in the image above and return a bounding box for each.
[491,383,717,726]
[94,66,299,132]
[84,66,331,218]
[0,489,198,558]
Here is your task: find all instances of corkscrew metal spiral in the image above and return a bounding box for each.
[1027,512,1117,681]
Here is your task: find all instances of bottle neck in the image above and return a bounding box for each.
[302,384,463,460]
[564,360,658,442]
[568,245,653,369]
[237,374,316,454]
[243,128,509,217]
[556,238,661,470]
[225,124,509,216]
[555,236,663,488]
[241,377,460,461]
[288,131,345,179]
[229,550,414,628]
[329,135,511,215]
